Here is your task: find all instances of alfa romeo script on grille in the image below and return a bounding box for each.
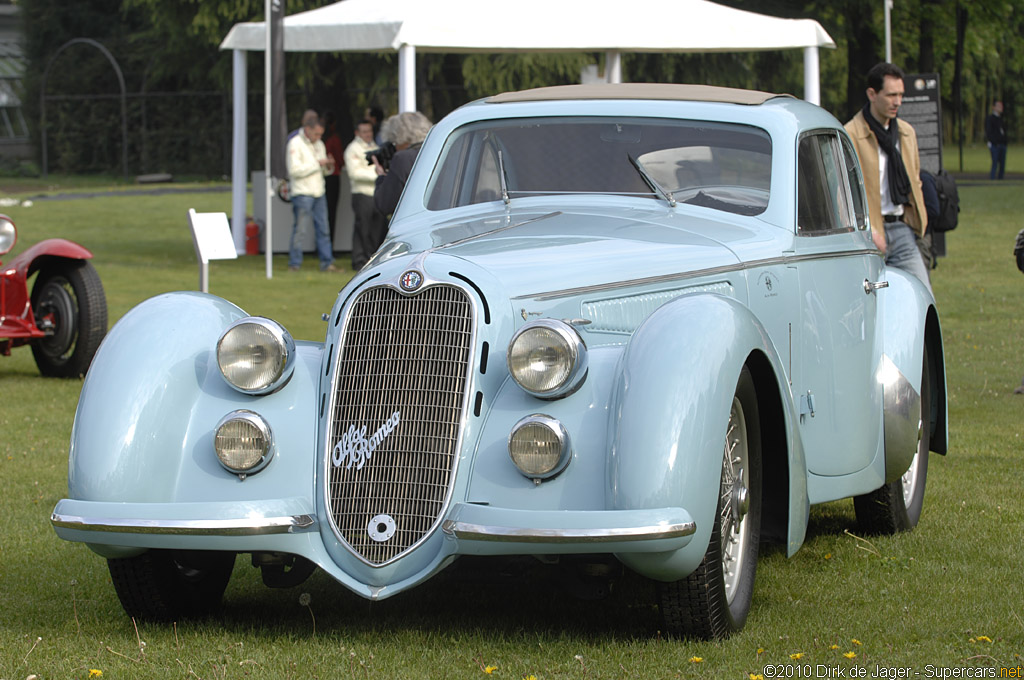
[331,411,401,470]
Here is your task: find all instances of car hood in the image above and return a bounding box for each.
[403,205,758,299]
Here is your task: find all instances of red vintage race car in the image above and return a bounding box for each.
[0,214,107,377]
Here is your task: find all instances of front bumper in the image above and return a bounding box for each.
[51,498,697,597]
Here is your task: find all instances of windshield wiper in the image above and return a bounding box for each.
[627,153,676,208]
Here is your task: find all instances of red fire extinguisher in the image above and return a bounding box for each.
[245,220,261,255]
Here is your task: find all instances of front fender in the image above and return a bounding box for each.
[67,292,324,507]
[8,238,94,278]
[608,293,805,580]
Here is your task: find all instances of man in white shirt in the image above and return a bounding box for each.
[344,120,386,270]
[286,109,337,272]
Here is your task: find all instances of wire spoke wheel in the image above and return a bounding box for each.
[658,366,761,640]
[720,396,752,606]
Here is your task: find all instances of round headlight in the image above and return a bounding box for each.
[214,410,273,476]
[508,414,571,480]
[0,216,16,256]
[217,317,296,394]
[507,319,588,399]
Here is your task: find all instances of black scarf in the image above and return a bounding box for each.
[862,103,911,207]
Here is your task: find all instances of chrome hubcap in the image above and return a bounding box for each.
[720,396,750,605]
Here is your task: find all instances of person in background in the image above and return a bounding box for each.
[286,109,338,273]
[1015,228,1024,394]
[985,100,1007,181]
[365,106,385,146]
[344,119,386,270]
[372,111,433,219]
[322,111,345,252]
[844,62,931,293]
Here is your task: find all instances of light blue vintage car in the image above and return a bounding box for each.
[51,83,946,639]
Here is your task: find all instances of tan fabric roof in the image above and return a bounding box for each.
[487,83,790,106]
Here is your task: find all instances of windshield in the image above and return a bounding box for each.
[425,116,772,216]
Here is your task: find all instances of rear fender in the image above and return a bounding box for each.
[880,268,948,470]
[607,293,806,579]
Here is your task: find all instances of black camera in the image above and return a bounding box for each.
[365,141,397,171]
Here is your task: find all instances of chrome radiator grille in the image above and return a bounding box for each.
[326,284,473,565]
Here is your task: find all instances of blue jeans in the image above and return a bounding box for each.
[885,221,932,295]
[990,143,1007,180]
[289,193,334,269]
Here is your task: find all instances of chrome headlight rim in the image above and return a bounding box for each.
[507,319,589,400]
[508,414,572,481]
[0,215,16,256]
[214,410,274,476]
[216,316,296,395]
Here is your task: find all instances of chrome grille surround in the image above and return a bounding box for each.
[324,278,475,566]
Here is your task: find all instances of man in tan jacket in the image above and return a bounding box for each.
[845,62,931,292]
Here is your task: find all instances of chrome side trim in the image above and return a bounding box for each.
[514,249,879,301]
[441,519,696,544]
[50,513,315,536]
[878,354,922,483]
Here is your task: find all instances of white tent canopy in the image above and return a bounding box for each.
[219,0,835,255]
[221,0,834,53]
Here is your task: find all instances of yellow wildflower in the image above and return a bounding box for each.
[790,653,804,660]
[977,636,992,643]
[689,656,703,663]
[757,648,765,655]
[830,645,839,650]
[89,672,103,679]
[843,652,857,659]
[750,675,764,680]
[851,639,862,646]
[484,665,498,674]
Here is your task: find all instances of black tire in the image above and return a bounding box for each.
[107,550,236,621]
[658,367,762,640]
[30,260,107,378]
[854,348,931,534]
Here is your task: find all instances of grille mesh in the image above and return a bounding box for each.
[326,284,472,564]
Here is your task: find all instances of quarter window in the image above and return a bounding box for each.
[797,132,857,234]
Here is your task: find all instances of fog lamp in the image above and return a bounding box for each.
[507,319,588,399]
[214,410,273,476]
[508,414,571,480]
[217,317,295,394]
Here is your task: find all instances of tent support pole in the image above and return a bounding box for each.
[231,49,248,254]
[606,51,622,83]
[803,46,820,105]
[399,45,416,112]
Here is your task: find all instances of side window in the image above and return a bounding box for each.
[840,135,869,230]
[797,132,856,234]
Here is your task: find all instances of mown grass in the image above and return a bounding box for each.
[1,173,1022,679]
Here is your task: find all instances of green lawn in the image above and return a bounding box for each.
[0,178,1022,679]
[947,142,1024,176]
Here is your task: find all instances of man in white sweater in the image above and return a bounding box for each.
[344,119,386,270]
[286,109,337,272]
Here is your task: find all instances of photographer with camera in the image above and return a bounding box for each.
[372,111,433,220]
[344,119,387,271]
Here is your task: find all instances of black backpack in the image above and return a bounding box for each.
[929,169,960,232]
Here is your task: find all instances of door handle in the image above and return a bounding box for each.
[863,279,889,295]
